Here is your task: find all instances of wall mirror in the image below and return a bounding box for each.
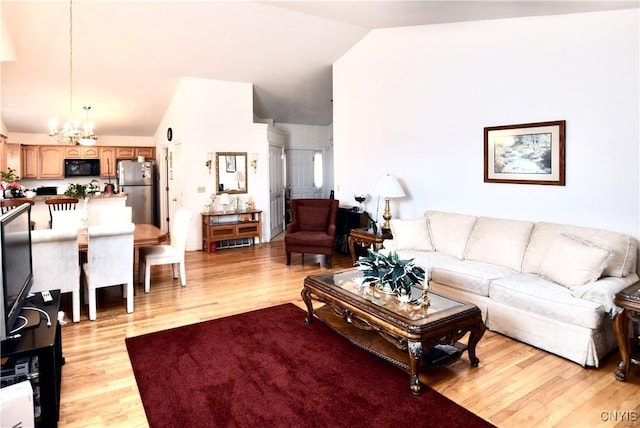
[216,152,248,194]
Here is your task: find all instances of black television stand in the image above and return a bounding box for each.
[1,290,63,427]
[12,308,43,334]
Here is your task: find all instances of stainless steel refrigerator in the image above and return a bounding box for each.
[118,160,157,225]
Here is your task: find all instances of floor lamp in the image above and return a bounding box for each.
[374,174,406,233]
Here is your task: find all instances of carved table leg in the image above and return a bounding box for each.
[408,340,423,395]
[348,235,357,266]
[467,320,486,367]
[613,309,630,381]
[300,286,314,325]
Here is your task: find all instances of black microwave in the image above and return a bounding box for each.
[64,159,100,177]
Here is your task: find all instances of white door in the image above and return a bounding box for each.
[286,149,322,199]
[269,145,285,238]
[167,142,183,232]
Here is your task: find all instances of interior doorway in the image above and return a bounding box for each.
[269,145,285,238]
[285,149,324,199]
[166,142,183,233]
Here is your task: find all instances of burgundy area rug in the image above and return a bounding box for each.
[126,304,494,428]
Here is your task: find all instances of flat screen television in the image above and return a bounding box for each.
[0,203,34,341]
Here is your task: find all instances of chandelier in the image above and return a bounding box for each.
[48,0,98,146]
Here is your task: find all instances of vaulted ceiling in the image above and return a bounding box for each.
[1,1,637,137]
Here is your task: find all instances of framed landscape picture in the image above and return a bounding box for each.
[484,120,566,186]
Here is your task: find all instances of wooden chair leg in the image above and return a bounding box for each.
[286,252,291,265]
[326,255,332,268]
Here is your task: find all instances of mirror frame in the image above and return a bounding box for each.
[216,152,248,195]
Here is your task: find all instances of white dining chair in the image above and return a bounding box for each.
[83,222,135,321]
[46,197,79,228]
[51,209,87,231]
[30,228,81,323]
[138,208,192,293]
[99,206,132,225]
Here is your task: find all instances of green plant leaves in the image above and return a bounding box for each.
[355,249,425,296]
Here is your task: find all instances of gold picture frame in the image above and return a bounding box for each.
[484,120,566,186]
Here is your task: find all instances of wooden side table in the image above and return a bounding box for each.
[612,280,640,381]
[348,228,392,265]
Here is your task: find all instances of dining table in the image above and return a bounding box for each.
[78,223,168,252]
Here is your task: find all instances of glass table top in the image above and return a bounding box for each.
[316,269,463,321]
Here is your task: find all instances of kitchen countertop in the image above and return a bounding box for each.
[13,193,127,202]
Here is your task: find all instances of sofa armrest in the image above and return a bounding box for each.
[571,273,640,316]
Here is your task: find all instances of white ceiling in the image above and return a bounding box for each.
[1,1,637,137]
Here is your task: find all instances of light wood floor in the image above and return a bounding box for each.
[56,241,640,427]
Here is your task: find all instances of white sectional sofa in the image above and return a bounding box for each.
[381,210,638,367]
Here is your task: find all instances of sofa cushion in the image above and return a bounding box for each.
[430,260,516,297]
[463,217,534,271]
[285,231,334,246]
[389,249,461,281]
[426,211,476,259]
[538,234,611,290]
[522,222,637,278]
[390,217,433,251]
[489,273,604,330]
[298,206,330,231]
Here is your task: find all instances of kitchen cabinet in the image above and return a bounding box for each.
[21,145,39,178]
[0,134,6,172]
[18,145,153,180]
[116,146,154,160]
[1,140,21,177]
[136,147,155,159]
[99,147,117,178]
[116,147,135,158]
[39,146,65,179]
[65,146,99,159]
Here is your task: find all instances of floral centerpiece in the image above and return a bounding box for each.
[0,167,24,197]
[355,250,427,303]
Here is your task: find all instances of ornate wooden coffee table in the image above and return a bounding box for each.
[613,280,640,381]
[301,269,485,395]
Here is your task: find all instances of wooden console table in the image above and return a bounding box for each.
[613,280,640,381]
[201,210,262,253]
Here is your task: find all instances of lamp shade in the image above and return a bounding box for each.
[374,174,406,198]
[218,193,231,205]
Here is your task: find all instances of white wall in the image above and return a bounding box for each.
[154,77,255,251]
[252,123,285,241]
[333,9,639,239]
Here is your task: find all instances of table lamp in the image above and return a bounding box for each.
[374,174,406,233]
[234,171,245,190]
[218,193,231,213]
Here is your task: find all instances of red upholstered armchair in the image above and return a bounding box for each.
[285,198,339,268]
